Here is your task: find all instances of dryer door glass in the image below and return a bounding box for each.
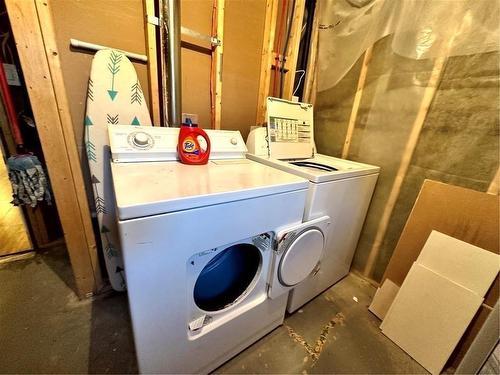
[194,243,261,311]
[278,228,324,287]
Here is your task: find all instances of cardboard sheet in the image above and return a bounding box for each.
[417,231,499,296]
[381,180,499,307]
[368,279,400,320]
[381,263,483,375]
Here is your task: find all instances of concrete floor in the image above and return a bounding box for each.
[0,246,426,374]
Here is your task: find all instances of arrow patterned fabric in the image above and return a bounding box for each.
[84,49,152,291]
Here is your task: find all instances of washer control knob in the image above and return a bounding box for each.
[133,132,150,147]
[230,137,238,145]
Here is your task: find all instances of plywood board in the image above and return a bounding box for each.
[381,179,499,307]
[181,48,211,128]
[49,0,149,208]
[417,231,499,296]
[180,0,212,127]
[381,263,483,375]
[221,0,267,139]
[368,278,399,320]
[49,0,149,152]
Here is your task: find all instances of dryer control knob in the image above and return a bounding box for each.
[230,137,238,145]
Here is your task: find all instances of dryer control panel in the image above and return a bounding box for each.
[109,125,247,162]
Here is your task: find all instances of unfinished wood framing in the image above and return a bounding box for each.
[363,56,448,278]
[302,0,320,104]
[144,0,161,125]
[6,0,102,297]
[211,0,224,130]
[281,0,306,99]
[487,167,499,195]
[256,0,278,125]
[341,46,373,158]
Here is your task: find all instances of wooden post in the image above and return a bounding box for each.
[363,56,448,278]
[281,0,306,99]
[6,0,103,297]
[256,0,278,125]
[302,0,320,104]
[211,0,224,130]
[487,167,499,195]
[341,46,373,158]
[144,0,161,125]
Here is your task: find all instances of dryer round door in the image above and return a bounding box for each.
[278,227,325,287]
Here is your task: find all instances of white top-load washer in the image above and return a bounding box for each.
[247,97,380,313]
[108,125,330,373]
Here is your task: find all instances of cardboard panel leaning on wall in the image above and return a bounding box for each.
[49,0,150,167]
[221,0,267,139]
[381,179,499,305]
[372,179,499,369]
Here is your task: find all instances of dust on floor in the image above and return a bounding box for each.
[0,246,426,374]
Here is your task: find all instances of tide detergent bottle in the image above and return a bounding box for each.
[177,118,211,165]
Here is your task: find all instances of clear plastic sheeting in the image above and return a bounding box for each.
[317,0,500,91]
[314,18,499,283]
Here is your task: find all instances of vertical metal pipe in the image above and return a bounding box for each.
[163,0,182,127]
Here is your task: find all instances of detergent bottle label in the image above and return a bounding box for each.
[182,136,200,155]
[177,124,211,165]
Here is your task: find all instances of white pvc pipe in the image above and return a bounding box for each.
[69,39,148,62]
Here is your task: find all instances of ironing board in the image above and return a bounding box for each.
[84,49,152,291]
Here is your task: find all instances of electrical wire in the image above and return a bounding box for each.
[292,70,306,96]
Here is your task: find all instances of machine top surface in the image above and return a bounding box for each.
[247,153,380,183]
[111,158,308,220]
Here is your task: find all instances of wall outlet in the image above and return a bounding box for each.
[182,113,199,125]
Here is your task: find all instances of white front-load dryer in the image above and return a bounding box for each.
[108,125,330,373]
[247,98,380,313]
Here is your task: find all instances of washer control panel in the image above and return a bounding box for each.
[109,125,247,162]
[266,97,314,160]
[128,131,154,149]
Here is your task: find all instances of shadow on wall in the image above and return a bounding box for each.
[314,35,499,282]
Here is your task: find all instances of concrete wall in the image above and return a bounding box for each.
[315,36,499,282]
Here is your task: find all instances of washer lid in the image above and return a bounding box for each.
[247,153,380,183]
[278,228,325,286]
[289,161,338,173]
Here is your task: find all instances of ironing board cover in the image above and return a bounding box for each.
[84,49,152,291]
